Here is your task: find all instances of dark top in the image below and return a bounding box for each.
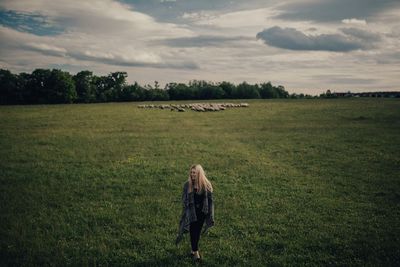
[193,188,204,210]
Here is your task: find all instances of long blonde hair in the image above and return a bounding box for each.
[188,164,213,193]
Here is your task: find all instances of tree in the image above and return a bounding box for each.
[105,72,127,102]
[0,69,20,104]
[188,80,225,100]
[167,83,193,100]
[15,73,30,104]
[110,72,127,101]
[144,88,169,101]
[0,69,296,104]
[154,81,160,90]
[320,89,336,98]
[197,84,224,99]
[93,72,127,102]
[275,85,289,98]
[74,71,96,103]
[26,69,52,104]
[120,82,146,101]
[234,82,260,99]
[218,81,235,99]
[93,75,108,102]
[44,69,77,103]
[259,82,276,98]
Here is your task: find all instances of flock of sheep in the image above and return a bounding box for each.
[137,102,249,112]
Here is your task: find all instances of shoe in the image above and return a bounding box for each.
[192,253,202,262]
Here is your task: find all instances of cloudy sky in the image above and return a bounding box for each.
[0,0,399,94]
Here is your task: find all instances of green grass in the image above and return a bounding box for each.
[1,98,399,266]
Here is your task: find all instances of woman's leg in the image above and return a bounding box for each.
[189,212,206,252]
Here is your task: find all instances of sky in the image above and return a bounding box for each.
[0,0,399,95]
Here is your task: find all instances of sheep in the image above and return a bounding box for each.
[138,102,249,112]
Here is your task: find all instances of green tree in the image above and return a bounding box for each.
[48,69,77,103]
[120,82,146,101]
[166,83,193,100]
[93,72,127,102]
[26,69,52,104]
[93,76,108,102]
[154,81,160,90]
[0,69,20,104]
[74,71,96,103]
[259,82,277,98]
[275,85,289,98]
[188,80,225,100]
[16,73,30,104]
[107,72,127,102]
[219,81,235,99]
[234,82,260,99]
[146,88,169,101]
[197,84,224,99]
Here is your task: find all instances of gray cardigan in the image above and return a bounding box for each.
[175,181,214,245]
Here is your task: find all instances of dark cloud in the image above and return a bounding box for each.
[256,26,366,52]
[276,0,400,22]
[156,35,248,47]
[339,27,382,42]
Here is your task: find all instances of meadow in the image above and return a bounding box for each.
[0,98,399,266]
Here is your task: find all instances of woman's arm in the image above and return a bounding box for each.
[207,191,215,224]
[182,181,189,209]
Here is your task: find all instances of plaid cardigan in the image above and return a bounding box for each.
[175,181,214,245]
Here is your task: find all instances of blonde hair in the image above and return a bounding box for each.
[188,164,213,193]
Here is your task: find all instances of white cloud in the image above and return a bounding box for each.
[26,42,67,56]
[342,18,367,25]
[0,0,197,70]
[1,0,193,38]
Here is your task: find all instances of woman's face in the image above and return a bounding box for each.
[190,168,197,183]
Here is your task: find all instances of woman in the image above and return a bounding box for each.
[175,164,214,261]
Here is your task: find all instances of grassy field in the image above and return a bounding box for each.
[0,98,399,266]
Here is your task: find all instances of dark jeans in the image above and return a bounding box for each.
[190,208,206,251]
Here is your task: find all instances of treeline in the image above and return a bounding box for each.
[0,69,297,105]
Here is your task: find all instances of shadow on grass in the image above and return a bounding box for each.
[134,249,206,267]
